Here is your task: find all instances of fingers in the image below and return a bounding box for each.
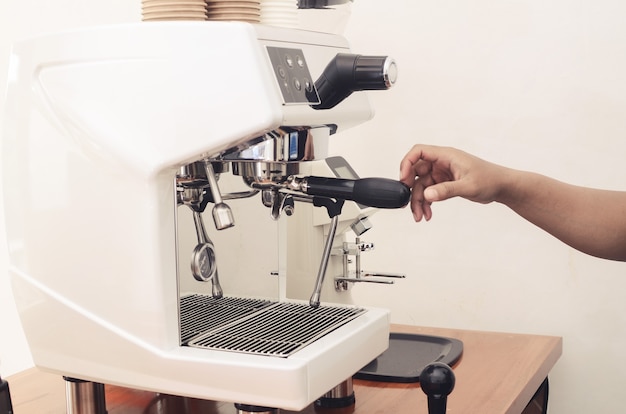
[409,174,435,222]
[399,158,417,186]
[400,144,502,221]
[400,145,435,221]
[400,145,434,185]
[400,144,455,222]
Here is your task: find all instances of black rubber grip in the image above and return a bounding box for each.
[305,176,410,209]
[312,53,391,110]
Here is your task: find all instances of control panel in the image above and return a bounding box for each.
[266,46,321,105]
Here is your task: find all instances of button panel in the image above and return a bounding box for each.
[267,46,320,105]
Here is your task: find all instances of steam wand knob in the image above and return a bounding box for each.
[419,362,456,414]
[312,53,397,110]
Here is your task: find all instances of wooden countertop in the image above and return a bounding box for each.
[7,324,562,414]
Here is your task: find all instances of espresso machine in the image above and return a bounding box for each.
[2,20,410,413]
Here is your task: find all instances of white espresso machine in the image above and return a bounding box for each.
[2,20,410,413]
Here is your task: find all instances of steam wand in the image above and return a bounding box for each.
[177,185,223,298]
[309,198,344,308]
[191,211,223,299]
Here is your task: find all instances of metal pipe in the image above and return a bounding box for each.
[309,215,339,308]
[204,161,235,230]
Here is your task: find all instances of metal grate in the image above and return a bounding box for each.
[180,295,274,344]
[181,295,365,357]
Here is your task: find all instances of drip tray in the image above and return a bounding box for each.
[180,294,366,358]
[355,333,464,383]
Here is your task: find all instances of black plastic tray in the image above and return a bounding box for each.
[354,333,463,383]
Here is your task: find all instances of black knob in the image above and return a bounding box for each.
[419,362,456,414]
[312,53,397,110]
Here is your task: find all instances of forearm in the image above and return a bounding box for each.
[497,169,626,261]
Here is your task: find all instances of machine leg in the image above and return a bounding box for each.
[234,403,279,413]
[64,377,107,414]
[314,377,356,409]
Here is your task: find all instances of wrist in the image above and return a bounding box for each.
[492,167,527,207]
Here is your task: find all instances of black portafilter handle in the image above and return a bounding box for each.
[419,362,456,414]
[302,176,410,209]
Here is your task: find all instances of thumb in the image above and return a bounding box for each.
[424,181,461,202]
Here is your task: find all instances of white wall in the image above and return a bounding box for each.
[2,1,626,413]
[336,1,626,413]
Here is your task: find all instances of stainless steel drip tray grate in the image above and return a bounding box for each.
[181,295,366,358]
[180,295,275,344]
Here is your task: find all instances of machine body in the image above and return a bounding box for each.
[2,22,404,410]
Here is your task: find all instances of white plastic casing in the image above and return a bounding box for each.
[2,22,388,410]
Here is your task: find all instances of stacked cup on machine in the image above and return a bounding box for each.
[260,0,299,28]
[205,0,261,23]
[142,0,302,27]
[142,0,208,21]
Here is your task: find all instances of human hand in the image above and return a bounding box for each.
[399,144,506,221]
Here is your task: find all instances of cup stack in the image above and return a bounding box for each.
[205,0,262,23]
[142,0,208,21]
[260,0,299,28]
